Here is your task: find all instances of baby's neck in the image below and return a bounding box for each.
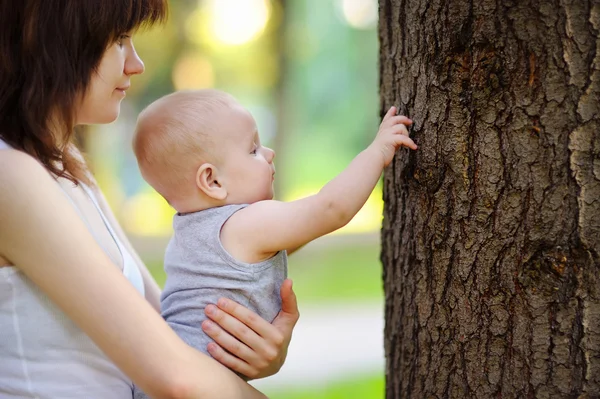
[173,195,256,214]
[172,197,217,215]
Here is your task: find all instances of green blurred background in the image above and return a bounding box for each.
[86,0,385,397]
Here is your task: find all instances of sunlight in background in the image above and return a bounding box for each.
[122,191,174,236]
[209,0,271,45]
[172,52,215,90]
[121,185,384,237]
[338,0,378,29]
[285,186,384,234]
[184,0,280,88]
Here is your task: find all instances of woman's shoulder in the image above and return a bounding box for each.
[0,148,49,181]
[0,149,60,210]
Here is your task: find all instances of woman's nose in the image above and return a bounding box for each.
[125,44,145,76]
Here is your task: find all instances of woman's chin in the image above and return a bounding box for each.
[104,110,121,124]
[77,109,121,126]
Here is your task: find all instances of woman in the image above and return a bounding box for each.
[0,1,299,398]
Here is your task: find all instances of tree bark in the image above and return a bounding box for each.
[379,0,600,397]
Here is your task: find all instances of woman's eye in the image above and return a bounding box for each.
[117,34,130,47]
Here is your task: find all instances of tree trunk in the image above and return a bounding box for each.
[379,1,600,397]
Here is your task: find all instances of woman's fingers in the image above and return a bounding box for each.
[205,341,260,379]
[201,318,264,377]
[271,279,299,335]
[210,297,274,339]
[204,280,299,379]
[203,303,265,354]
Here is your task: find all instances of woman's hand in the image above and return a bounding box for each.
[202,279,299,379]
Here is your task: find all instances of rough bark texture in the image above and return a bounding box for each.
[379,0,600,397]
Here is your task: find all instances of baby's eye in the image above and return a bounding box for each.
[250,145,258,155]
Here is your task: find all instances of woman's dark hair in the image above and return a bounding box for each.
[0,0,167,184]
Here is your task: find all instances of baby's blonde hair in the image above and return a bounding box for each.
[133,89,236,205]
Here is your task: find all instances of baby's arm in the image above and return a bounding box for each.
[222,107,416,262]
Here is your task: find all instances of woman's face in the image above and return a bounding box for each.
[76,35,145,125]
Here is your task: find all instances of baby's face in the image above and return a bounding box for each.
[218,104,276,204]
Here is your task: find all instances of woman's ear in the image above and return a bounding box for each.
[195,163,227,200]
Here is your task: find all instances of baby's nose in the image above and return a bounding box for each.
[265,147,275,162]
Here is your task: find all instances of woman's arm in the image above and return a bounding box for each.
[0,150,266,399]
[93,181,299,379]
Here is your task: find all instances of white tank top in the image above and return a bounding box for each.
[0,139,144,398]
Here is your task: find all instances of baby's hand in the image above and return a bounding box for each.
[370,106,417,167]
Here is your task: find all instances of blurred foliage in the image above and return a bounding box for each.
[87,0,381,238]
[279,0,379,195]
[262,373,384,399]
[145,238,382,303]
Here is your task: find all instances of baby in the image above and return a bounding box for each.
[132,89,416,392]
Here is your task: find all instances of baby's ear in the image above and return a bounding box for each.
[195,163,227,200]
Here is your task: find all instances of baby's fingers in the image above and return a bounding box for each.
[381,114,413,130]
[393,134,418,150]
[394,123,410,136]
[382,106,397,122]
[387,124,417,149]
[386,122,412,138]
